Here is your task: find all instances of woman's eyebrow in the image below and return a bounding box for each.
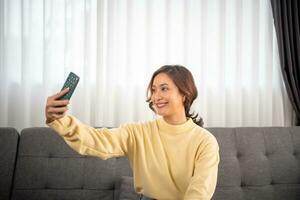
[152,83,168,88]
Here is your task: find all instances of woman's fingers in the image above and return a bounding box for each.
[45,89,71,123]
[51,99,69,107]
[46,105,68,123]
[47,106,68,114]
[46,98,69,112]
[51,87,70,100]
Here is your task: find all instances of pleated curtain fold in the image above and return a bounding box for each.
[0,0,292,131]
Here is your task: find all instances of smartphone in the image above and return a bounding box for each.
[58,72,80,100]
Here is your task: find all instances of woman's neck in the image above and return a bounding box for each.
[163,114,187,125]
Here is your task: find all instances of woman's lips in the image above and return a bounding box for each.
[155,102,168,108]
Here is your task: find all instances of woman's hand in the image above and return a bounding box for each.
[45,88,70,124]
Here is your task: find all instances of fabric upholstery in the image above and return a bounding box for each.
[208,127,300,200]
[3,126,300,200]
[0,128,19,200]
[119,176,139,200]
[11,128,132,200]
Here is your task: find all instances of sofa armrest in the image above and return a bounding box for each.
[0,127,19,200]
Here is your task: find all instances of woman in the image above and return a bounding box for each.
[45,65,220,200]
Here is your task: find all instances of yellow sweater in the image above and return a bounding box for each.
[47,115,219,200]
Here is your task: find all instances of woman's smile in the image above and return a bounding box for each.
[155,102,168,109]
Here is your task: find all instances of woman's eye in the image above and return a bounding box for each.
[161,87,168,91]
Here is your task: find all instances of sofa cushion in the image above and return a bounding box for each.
[11,127,133,200]
[119,176,139,200]
[0,128,19,200]
[208,127,300,200]
[8,126,300,200]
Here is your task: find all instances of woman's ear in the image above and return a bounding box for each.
[182,95,186,102]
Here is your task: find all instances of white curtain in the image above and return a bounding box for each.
[0,0,293,131]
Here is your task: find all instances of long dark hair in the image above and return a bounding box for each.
[146,65,204,127]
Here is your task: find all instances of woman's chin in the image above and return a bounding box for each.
[156,110,168,117]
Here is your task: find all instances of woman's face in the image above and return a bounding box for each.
[150,73,186,119]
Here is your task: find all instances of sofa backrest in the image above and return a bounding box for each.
[11,128,132,200]
[0,128,19,200]
[207,127,300,200]
[8,127,300,200]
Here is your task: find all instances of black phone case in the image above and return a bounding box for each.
[59,72,80,100]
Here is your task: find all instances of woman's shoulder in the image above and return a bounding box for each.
[192,126,219,147]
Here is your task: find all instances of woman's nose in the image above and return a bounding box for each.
[152,92,162,102]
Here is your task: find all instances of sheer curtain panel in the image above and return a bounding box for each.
[0,0,292,131]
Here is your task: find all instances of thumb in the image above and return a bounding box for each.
[54,87,70,100]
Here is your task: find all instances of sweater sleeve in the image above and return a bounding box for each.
[47,115,134,160]
[184,135,220,200]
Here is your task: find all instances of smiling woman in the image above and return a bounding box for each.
[46,65,220,200]
[147,65,204,127]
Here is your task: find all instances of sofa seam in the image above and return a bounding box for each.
[9,129,20,200]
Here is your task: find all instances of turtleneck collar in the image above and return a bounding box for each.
[157,117,196,135]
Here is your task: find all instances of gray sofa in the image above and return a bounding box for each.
[1,127,299,200]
